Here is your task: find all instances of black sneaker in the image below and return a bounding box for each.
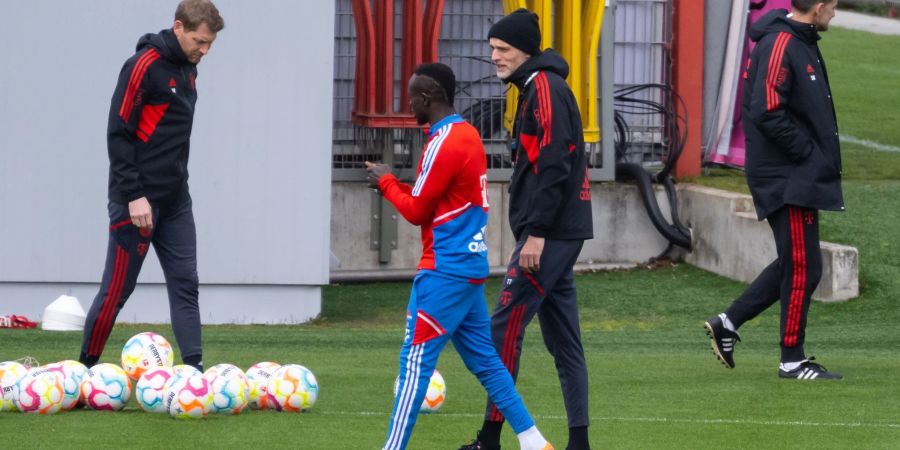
[457,433,499,450]
[778,357,842,380]
[704,314,741,369]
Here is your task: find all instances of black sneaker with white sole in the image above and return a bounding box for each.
[704,314,741,369]
[778,357,843,380]
[457,433,499,450]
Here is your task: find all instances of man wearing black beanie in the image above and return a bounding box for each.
[460,7,594,450]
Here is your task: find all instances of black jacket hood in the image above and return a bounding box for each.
[749,9,820,44]
[505,49,570,88]
[136,28,191,65]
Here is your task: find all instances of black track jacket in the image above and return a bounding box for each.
[743,10,844,219]
[504,50,593,241]
[107,29,199,205]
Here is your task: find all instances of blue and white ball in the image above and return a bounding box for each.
[203,363,250,415]
[136,366,174,413]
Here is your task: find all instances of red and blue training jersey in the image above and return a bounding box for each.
[378,114,490,282]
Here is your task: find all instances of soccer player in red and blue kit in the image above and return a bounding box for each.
[367,63,554,450]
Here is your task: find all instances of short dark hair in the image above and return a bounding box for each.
[175,0,225,33]
[792,0,835,13]
[413,63,456,105]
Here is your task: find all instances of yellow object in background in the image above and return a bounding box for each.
[499,1,605,143]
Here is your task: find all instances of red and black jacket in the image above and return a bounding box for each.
[743,10,844,219]
[504,49,593,241]
[107,29,199,206]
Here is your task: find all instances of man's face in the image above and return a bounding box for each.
[489,38,530,80]
[814,0,838,31]
[173,21,217,64]
[407,75,430,125]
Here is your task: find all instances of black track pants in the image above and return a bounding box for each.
[725,205,822,362]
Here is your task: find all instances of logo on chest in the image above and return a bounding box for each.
[806,64,816,81]
[168,77,177,93]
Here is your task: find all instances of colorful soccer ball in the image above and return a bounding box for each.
[203,363,250,415]
[43,360,88,411]
[172,364,202,378]
[164,373,213,419]
[246,361,281,410]
[14,368,65,414]
[135,366,174,413]
[0,361,29,411]
[394,369,446,414]
[121,332,174,380]
[82,363,132,411]
[266,364,318,412]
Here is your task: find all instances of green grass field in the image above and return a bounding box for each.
[2,25,900,450]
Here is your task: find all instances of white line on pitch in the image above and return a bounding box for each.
[320,410,900,429]
[841,135,900,153]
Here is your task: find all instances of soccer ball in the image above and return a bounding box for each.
[82,363,132,411]
[43,360,88,411]
[172,364,202,378]
[394,369,446,414]
[14,368,65,414]
[135,366,174,413]
[164,373,213,419]
[246,361,281,410]
[121,332,174,380]
[266,364,318,412]
[203,363,250,415]
[0,361,29,411]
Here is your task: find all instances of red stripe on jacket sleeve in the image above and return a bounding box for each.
[765,32,791,112]
[535,72,553,149]
[119,49,161,121]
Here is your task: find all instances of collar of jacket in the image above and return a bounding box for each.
[783,15,821,44]
[160,28,192,65]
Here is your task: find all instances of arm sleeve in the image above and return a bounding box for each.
[378,144,460,226]
[523,74,576,238]
[747,35,813,162]
[107,53,157,201]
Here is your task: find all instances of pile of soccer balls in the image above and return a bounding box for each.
[0,332,319,419]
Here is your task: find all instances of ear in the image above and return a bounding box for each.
[173,20,184,34]
[814,2,825,15]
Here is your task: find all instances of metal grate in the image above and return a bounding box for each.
[332,0,672,180]
[613,0,672,167]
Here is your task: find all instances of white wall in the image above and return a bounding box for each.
[0,1,334,322]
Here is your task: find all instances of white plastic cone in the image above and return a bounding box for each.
[41,295,86,331]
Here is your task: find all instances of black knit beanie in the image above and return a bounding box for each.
[488,8,541,56]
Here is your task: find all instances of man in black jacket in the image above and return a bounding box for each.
[705,0,843,380]
[79,0,224,372]
[460,8,593,450]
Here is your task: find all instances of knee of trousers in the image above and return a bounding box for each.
[166,268,199,287]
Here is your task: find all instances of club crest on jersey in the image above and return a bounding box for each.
[168,77,177,93]
[806,64,816,81]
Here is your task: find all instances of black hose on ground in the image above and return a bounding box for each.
[615,162,692,250]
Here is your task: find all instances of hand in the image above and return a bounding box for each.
[519,235,545,273]
[365,161,391,189]
[128,197,153,230]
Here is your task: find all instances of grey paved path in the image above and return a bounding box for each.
[832,9,900,35]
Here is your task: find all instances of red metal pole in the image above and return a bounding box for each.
[374,0,394,115]
[671,0,704,179]
[400,0,423,109]
[422,0,446,62]
[350,0,376,122]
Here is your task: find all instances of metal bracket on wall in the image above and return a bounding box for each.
[370,130,398,264]
[370,191,398,263]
